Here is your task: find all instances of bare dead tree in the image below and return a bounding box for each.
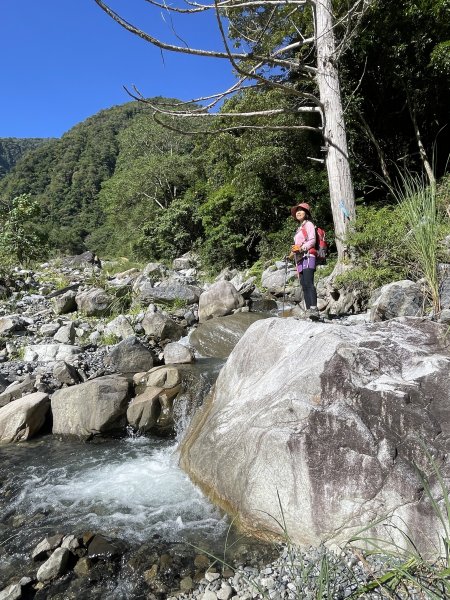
[94,0,374,260]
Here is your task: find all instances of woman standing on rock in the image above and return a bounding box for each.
[289,202,319,319]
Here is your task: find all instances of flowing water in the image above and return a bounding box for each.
[0,434,231,587]
[0,337,275,596]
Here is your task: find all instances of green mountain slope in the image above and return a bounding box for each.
[0,102,148,253]
[0,138,50,179]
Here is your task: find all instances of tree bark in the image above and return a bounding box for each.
[315,0,356,260]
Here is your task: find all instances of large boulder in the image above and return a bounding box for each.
[0,375,35,407]
[369,280,425,321]
[0,315,28,335]
[127,384,181,435]
[163,342,194,364]
[52,289,77,315]
[198,281,245,323]
[0,392,50,443]
[180,317,450,554]
[439,264,450,310]
[190,312,266,359]
[51,374,130,438]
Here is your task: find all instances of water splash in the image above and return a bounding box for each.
[3,436,226,547]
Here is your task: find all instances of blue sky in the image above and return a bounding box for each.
[0,0,235,139]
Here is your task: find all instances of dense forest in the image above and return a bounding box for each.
[0,0,448,277]
[0,138,50,179]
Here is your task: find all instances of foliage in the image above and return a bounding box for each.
[340,173,450,300]
[99,332,121,347]
[390,172,443,313]
[0,102,145,254]
[336,204,410,293]
[0,193,48,266]
[0,138,50,180]
[340,0,450,190]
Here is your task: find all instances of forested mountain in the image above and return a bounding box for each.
[0,138,50,179]
[0,102,146,253]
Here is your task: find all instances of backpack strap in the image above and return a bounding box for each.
[301,222,317,255]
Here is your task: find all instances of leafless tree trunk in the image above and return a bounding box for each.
[315,0,355,259]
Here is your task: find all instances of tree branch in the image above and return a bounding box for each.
[94,0,311,71]
[151,112,322,135]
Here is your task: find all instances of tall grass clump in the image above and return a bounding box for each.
[390,173,441,315]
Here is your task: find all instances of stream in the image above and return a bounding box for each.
[0,351,275,598]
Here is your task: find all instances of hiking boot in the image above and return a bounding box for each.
[308,307,320,320]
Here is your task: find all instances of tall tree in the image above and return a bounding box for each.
[94,0,369,260]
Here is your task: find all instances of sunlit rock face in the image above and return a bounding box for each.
[51,375,130,438]
[180,317,450,555]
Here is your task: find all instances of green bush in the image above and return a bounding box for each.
[0,193,48,266]
[337,204,410,293]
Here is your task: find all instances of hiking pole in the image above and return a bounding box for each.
[281,256,289,317]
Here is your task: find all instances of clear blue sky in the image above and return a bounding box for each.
[0,0,235,139]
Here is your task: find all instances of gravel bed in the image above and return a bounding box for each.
[168,544,435,600]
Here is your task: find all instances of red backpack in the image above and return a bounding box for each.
[301,225,328,265]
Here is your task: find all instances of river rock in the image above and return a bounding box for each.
[250,298,278,313]
[0,375,35,407]
[134,281,200,306]
[40,321,62,336]
[180,317,450,554]
[173,254,195,270]
[126,386,163,432]
[0,583,21,600]
[261,263,296,295]
[440,309,450,324]
[52,289,77,314]
[163,343,194,364]
[75,287,112,316]
[36,547,70,582]
[32,534,64,561]
[23,343,81,364]
[108,268,141,287]
[439,264,450,310]
[141,366,181,389]
[198,281,245,323]
[0,315,28,335]
[142,262,170,280]
[369,279,425,321]
[54,322,76,344]
[104,314,134,340]
[104,336,154,373]
[190,312,266,359]
[127,384,181,434]
[141,311,184,341]
[53,361,82,385]
[0,374,10,396]
[51,374,130,438]
[0,392,50,443]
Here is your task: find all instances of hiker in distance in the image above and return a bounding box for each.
[289,202,320,320]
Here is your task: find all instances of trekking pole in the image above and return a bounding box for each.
[281,256,288,317]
